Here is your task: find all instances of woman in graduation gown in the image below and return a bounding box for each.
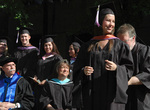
[72,6,134,110]
[39,59,74,110]
[68,42,81,80]
[35,36,63,83]
[33,36,62,109]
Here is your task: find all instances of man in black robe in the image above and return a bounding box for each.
[13,27,39,83]
[117,23,150,110]
[0,56,34,110]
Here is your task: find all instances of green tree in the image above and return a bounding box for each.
[0,0,33,28]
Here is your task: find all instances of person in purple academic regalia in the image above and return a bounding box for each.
[12,27,39,84]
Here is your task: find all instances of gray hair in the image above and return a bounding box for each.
[117,23,136,39]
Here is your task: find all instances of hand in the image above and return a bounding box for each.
[0,102,15,110]
[33,75,38,81]
[39,80,46,85]
[84,66,94,76]
[105,60,117,71]
[0,103,8,110]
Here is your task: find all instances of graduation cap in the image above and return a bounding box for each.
[42,35,56,44]
[0,36,9,44]
[90,2,117,27]
[16,27,34,43]
[71,42,81,48]
[0,56,18,66]
[38,35,57,54]
[71,42,81,54]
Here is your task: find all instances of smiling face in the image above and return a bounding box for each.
[20,33,31,46]
[102,14,115,35]
[58,63,70,78]
[68,45,76,58]
[44,42,53,54]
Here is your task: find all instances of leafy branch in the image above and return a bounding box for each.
[0,0,33,28]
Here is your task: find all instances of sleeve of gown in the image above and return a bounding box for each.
[27,49,39,77]
[72,44,89,108]
[39,82,52,109]
[115,43,134,103]
[135,46,150,89]
[15,78,35,110]
[73,44,89,83]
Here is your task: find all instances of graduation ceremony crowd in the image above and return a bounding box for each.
[0,3,150,110]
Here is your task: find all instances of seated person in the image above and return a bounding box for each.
[0,56,34,110]
[39,59,74,110]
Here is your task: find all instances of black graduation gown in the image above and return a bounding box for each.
[73,39,134,110]
[125,42,150,110]
[13,46,39,79]
[36,54,62,81]
[14,77,34,110]
[34,54,63,110]
[39,80,74,110]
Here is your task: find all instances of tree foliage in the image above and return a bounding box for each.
[0,0,150,31]
[0,0,33,28]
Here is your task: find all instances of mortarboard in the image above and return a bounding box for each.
[71,42,81,48]
[0,36,9,44]
[71,42,81,54]
[42,35,56,44]
[16,27,34,43]
[90,2,117,27]
[0,56,18,66]
[39,34,57,53]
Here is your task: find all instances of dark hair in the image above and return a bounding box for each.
[94,8,115,36]
[39,41,60,57]
[71,42,81,54]
[99,8,114,25]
